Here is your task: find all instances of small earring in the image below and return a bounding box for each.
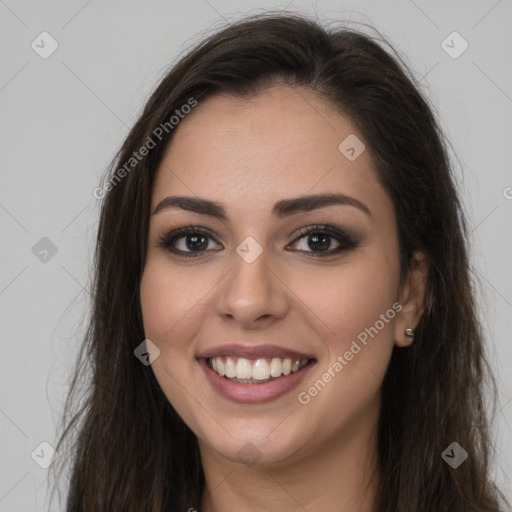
[405,328,415,344]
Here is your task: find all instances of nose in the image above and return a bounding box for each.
[215,249,290,329]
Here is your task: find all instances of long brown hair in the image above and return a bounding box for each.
[49,12,509,511]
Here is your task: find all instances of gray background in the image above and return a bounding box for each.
[0,1,511,510]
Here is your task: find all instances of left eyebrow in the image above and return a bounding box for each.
[152,192,372,219]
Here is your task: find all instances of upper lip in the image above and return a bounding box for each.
[197,344,315,360]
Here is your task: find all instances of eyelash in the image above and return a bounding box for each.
[155,223,359,259]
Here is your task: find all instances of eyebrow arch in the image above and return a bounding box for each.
[152,193,372,219]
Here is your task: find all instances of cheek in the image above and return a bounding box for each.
[290,251,400,381]
[139,260,199,388]
[139,260,204,421]
[299,256,398,335]
[140,259,207,349]
[289,261,398,424]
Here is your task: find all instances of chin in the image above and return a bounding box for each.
[197,417,309,467]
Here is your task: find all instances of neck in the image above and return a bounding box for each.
[199,404,381,512]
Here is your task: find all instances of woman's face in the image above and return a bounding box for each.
[140,85,414,466]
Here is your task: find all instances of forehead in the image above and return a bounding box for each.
[152,86,388,221]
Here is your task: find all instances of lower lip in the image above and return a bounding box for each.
[198,358,316,404]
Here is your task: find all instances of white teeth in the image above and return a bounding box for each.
[269,357,283,377]
[208,356,310,380]
[252,359,270,380]
[236,358,253,379]
[225,357,236,378]
[217,358,225,376]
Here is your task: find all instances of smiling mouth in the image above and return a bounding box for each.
[206,356,312,383]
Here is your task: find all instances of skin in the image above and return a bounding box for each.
[139,85,428,512]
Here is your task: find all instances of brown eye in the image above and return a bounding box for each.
[287,225,359,257]
[158,226,222,257]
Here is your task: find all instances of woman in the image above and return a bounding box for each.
[50,12,509,512]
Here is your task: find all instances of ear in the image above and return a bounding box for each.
[394,251,429,347]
